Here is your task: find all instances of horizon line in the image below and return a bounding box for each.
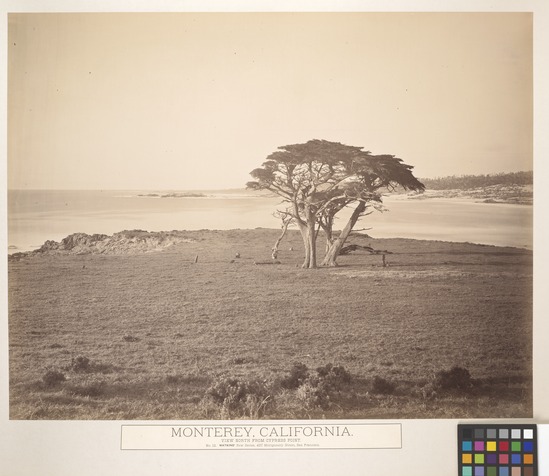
[6,169,534,192]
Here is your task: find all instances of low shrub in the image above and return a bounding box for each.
[66,356,113,374]
[70,356,91,372]
[289,363,352,410]
[202,363,353,417]
[371,376,396,395]
[316,363,352,391]
[295,379,331,410]
[280,363,309,389]
[42,370,66,387]
[203,377,273,419]
[434,366,473,391]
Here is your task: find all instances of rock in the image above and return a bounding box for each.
[12,230,195,258]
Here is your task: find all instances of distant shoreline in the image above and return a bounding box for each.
[7,190,533,255]
[7,182,533,204]
[402,184,532,205]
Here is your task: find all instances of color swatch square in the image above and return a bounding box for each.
[524,429,534,439]
[498,468,509,476]
[511,468,521,476]
[486,454,497,464]
[462,453,472,464]
[475,453,485,464]
[511,429,521,439]
[475,467,485,476]
[511,453,521,465]
[487,467,497,476]
[462,467,473,476]
[524,454,534,464]
[523,441,533,452]
[486,441,497,452]
[463,441,473,451]
[475,429,485,439]
[499,454,509,464]
[499,429,509,439]
[475,441,485,451]
[511,441,521,452]
[499,441,509,451]
[487,429,497,439]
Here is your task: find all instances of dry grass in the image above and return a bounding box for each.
[8,229,533,419]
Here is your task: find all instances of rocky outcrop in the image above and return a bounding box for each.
[39,233,109,253]
[406,184,533,205]
[9,230,194,260]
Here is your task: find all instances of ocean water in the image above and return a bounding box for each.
[7,189,533,253]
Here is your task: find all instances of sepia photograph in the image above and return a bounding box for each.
[7,12,533,421]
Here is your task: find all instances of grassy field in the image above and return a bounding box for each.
[8,229,533,419]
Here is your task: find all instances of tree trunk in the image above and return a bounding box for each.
[298,215,317,269]
[272,217,291,259]
[300,225,310,268]
[321,202,366,267]
[307,222,317,268]
[324,229,334,254]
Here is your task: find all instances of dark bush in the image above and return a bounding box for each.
[316,363,352,391]
[70,356,91,372]
[204,377,273,418]
[371,376,396,395]
[280,363,309,389]
[42,370,66,387]
[293,363,352,409]
[296,379,331,409]
[434,366,473,390]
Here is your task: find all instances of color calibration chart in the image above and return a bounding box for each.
[458,425,537,476]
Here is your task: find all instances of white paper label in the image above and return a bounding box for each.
[121,423,402,450]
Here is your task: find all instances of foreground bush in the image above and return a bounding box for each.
[202,377,273,419]
[42,370,66,387]
[434,366,473,391]
[283,362,353,410]
[201,363,354,418]
[280,363,309,389]
[371,376,396,395]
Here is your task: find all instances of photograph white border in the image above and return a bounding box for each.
[1,1,547,475]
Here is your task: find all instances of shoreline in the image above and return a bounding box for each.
[7,227,533,261]
[8,191,533,255]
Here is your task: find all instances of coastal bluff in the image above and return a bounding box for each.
[9,230,195,260]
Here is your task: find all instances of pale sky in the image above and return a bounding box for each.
[8,12,533,190]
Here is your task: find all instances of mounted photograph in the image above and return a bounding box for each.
[7,12,533,420]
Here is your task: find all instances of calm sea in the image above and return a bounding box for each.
[7,189,533,253]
